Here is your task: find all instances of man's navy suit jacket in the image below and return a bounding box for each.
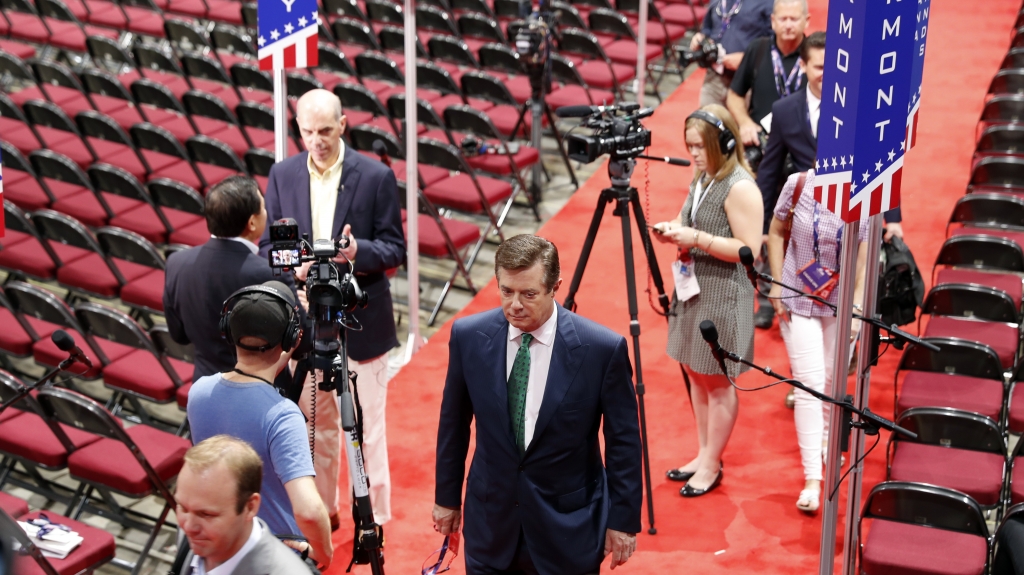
[164,238,292,385]
[435,306,643,575]
[259,148,405,361]
[756,88,900,233]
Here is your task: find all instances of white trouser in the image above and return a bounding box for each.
[298,353,392,525]
[779,314,839,482]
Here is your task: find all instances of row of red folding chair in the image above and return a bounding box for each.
[0,372,189,574]
[0,280,193,425]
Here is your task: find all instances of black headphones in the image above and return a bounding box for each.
[687,109,737,155]
[219,285,301,352]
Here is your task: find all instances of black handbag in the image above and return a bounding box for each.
[876,236,924,327]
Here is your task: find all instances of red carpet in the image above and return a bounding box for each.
[324,0,1019,572]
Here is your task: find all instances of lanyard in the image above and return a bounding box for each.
[691,177,716,223]
[770,38,803,97]
[811,202,843,266]
[714,0,742,41]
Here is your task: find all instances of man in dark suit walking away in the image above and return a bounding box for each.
[259,89,405,529]
[164,176,296,388]
[433,235,642,575]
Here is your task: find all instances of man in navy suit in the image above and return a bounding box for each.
[164,176,296,389]
[259,89,405,528]
[757,32,902,237]
[433,235,642,575]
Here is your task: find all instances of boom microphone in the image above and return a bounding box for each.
[554,103,640,117]
[738,246,759,291]
[52,329,93,370]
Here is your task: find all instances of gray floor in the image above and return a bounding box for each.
[2,57,694,574]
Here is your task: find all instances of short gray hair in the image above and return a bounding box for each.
[774,0,807,14]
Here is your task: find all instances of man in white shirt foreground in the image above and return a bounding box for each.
[176,435,312,575]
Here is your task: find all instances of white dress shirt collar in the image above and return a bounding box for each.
[190,518,262,575]
[213,236,259,255]
[507,302,558,348]
[807,88,822,137]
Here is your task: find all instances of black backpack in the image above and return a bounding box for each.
[877,236,924,327]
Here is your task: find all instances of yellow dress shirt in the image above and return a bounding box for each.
[307,141,345,242]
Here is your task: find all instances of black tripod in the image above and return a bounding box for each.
[562,157,674,535]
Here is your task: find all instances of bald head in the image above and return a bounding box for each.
[296,89,346,172]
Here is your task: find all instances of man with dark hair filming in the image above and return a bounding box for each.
[164,176,300,389]
[689,0,774,107]
[187,281,333,569]
[176,435,312,574]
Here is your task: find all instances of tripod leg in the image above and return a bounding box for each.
[543,103,579,189]
[562,189,613,312]
[616,190,657,535]
[629,191,672,315]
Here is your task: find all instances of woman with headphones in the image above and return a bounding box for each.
[653,104,764,497]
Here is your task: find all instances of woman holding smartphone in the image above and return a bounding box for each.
[653,105,763,497]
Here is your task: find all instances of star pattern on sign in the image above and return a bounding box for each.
[862,171,870,183]
[887,149,895,161]
[298,16,307,26]
[284,23,294,33]
[258,36,266,46]
[312,10,320,23]
[815,159,820,170]
[900,140,905,151]
[851,182,857,193]
[831,157,837,169]
[875,159,883,173]
[840,156,847,168]
[270,29,280,40]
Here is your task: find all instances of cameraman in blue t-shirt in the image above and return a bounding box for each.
[187,281,334,570]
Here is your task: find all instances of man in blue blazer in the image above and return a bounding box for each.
[433,235,642,575]
[258,89,405,527]
[164,176,297,389]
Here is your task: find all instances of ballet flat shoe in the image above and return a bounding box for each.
[667,462,723,482]
[680,470,723,497]
[666,468,695,482]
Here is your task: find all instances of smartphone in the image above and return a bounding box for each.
[648,225,665,235]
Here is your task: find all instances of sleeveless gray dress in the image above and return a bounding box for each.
[666,166,756,377]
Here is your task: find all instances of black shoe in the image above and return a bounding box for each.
[754,302,774,329]
[666,468,695,482]
[680,470,723,497]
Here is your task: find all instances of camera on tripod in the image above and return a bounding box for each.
[268,218,367,384]
[564,103,654,164]
[676,37,721,69]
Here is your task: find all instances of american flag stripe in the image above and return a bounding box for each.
[258,23,318,70]
[905,98,921,151]
[812,170,853,218]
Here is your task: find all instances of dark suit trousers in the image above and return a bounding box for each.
[464,531,599,575]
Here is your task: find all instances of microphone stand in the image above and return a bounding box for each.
[747,266,939,353]
[710,343,917,446]
[0,357,76,415]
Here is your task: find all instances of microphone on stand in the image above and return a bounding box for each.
[738,246,759,291]
[371,140,392,167]
[52,329,93,370]
[698,320,730,378]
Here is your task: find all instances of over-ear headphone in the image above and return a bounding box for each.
[219,285,301,352]
[687,109,737,155]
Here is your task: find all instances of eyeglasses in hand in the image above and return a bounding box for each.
[422,532,460,575]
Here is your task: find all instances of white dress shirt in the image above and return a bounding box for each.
[214,236,259,255]
[807,89,821,138]
[506,304,558,449]
[190,518,262,575]
[308,140,346,242]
